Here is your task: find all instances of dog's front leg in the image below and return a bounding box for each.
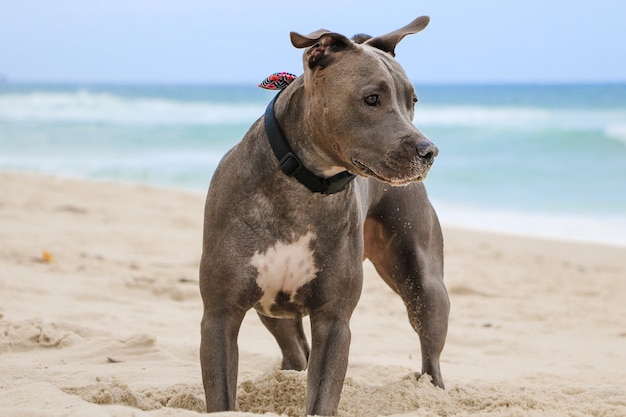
[306,311,352,416]
[200,308,246,412]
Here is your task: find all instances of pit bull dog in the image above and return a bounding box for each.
[199,16,450,416]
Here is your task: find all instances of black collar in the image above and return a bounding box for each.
[263,93,356,195]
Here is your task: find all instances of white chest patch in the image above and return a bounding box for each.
[250,231,318,313]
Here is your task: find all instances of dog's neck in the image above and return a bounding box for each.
[264,92,356,195]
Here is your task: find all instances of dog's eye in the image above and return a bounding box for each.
[412,95,418,104]
[364,94,380,107]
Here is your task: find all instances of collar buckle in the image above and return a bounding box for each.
[279,152,303,176]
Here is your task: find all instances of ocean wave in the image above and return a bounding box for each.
[416,106,626,133]
[605,124,626,145]
[434,201,626,248]
[0,90,266,125]
[415,106,551,128]
[2,90,626,134]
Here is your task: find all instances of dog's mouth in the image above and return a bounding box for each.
[352,159,377,177]
[351,158,429,186]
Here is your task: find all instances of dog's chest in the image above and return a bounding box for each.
[250,232,318,315]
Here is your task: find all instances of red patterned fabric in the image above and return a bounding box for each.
[258,72,297,90]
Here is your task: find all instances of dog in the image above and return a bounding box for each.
[199,16,449,416]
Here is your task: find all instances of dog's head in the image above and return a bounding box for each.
[289,16,438,186]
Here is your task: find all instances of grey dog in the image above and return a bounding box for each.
[199,16,450,416]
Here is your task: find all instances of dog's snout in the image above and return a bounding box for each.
[416,141,439,161]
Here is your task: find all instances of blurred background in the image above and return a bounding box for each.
[1,0,625,245]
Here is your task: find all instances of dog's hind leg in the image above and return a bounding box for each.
[364,183,449,388]
[258,313,310,370]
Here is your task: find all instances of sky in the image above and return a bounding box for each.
[1,0,625,85]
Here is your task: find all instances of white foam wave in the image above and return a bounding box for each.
[434,201,626,248]
[2,91,626,133]
[0,90,265,125]
[416,106,626,132]
[605,124,626,145]
[416,106,550,128]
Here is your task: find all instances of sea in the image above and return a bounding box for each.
[1,83,625,247]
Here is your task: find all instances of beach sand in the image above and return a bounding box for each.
[1,170,625,417]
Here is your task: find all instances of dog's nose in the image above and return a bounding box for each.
[416,140,439,161]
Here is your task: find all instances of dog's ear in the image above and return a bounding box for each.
[364,16,430,57]
[290,30,353,69]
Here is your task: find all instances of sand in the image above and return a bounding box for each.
[1,170,625,417]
